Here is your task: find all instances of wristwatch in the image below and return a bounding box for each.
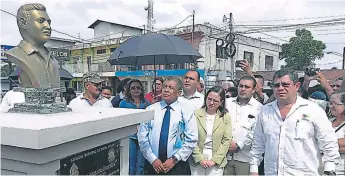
[171,155,179,164]
[324,171,336,176]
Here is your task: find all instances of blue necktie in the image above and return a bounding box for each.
[158,106,171,162]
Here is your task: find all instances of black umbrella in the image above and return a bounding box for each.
[8,67,74,80]
[108,33,203,67]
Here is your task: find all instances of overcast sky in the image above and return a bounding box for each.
[1,0,345,69]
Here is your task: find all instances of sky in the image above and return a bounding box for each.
[1,0,345,69]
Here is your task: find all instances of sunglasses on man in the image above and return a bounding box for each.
[271,82,294,88]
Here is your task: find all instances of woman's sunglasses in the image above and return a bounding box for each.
[130,86,142,90]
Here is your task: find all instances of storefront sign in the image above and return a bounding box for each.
[51,48,70,61]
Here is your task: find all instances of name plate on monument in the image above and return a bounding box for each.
[58,140,121,175]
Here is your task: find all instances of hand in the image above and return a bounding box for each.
[152,159,165,174]
[316,72,328,85]
[250,172,259,176]
[206,160,216,167]
[162,158,175,173]
[239,60,252,74]
[200,160,208,169]
[229,142,239,153]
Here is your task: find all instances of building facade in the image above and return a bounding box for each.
[159,24,282,89]
[61,21,281,93]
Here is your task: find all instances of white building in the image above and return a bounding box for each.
[60,21,281,92]
[160,23,281,74]
[158,24,281,88]
[88,20,143,40]
[61,20,144,92]
[45,37,78,49]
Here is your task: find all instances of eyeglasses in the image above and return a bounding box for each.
[130,86,142,90]
[206,97,221,104]
[328,101,344,106]
[225,95,231,98]
[331,85,340,88]
[271,82,294,88]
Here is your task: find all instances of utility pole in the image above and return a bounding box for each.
[343,47,345,69]
[229,13,233,34]
[192,10,195,69]
[228,13,235,79]
[145,0,154,32]
[192,10,195,46]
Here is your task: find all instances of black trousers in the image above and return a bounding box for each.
[144,159,191,175]
[258,154,265,175]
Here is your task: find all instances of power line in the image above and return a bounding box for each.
[239,25,289,42]
[155,14,193,32]
[1,9,15,17]
[236,14,345,23]
[0,9,90,42]
[239,18,345,34]
[1,8,147,45]
[170,15,192,29]
[316,60,342,66]
[259,31,345,40]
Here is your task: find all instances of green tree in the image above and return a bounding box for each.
[280,29,326,70]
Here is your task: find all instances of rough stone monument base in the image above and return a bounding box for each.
[9,87,71,114]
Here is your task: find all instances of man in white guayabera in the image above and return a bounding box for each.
[249,69,340,176]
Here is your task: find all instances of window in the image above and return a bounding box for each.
[96,49,106,54]
[110,48,116,53]
[244,51,254,66]
[265,55,274,71]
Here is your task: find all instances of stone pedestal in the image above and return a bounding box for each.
[1,107,153,175]
[9,87,71,114]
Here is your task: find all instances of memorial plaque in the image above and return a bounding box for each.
[58,140,120,175]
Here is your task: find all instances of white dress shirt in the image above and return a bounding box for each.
[226,97,262,162]
[250,96,340,175]
[204,113,216,160]
[138,100,198,164]
[68,93,112,111]
[334,122,345,175]
[178,91,204,111]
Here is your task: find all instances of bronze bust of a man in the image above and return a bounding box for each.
[5,3,60,88]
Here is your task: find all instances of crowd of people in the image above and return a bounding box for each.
[1,60,345,176]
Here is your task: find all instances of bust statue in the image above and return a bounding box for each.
[5,3,60,88]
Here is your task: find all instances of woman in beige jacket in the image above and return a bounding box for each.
[189,85,232,175]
